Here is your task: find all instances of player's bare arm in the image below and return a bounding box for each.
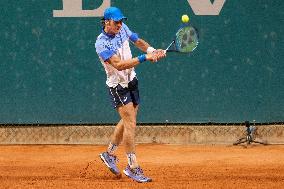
[134,38,151,52]
[106,53,159,71]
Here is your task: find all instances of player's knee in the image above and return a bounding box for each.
[126,120,136,129]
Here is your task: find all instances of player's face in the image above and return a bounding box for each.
[107,20,123,34]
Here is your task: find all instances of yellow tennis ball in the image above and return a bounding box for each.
[181,14,190,23]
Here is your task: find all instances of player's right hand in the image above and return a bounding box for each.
[154,49,166,60]
[146,53,158,63]
[146,50,166,63]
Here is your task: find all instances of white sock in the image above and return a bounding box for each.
[126,153,138,169]
[107,142,118,155]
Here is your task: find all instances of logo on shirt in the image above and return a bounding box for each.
[123,97,128,102]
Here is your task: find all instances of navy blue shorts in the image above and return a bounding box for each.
[108,77,140,109]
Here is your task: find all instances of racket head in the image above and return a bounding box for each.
[167,25,199,53]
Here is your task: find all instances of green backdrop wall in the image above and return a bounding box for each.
[0,0,283,123]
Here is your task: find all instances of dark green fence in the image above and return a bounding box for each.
[0,0,283,123]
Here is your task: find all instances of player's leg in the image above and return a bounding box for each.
[117,102,136,155]
[99,119,124,176]
[99,85,128,176]
[105,103,138,161]
[107,119,124,155]
[124,104,139,166]
[110,77,140,148]
[118,103,152,183]
[107,103,138,154]
[111,119,124,145]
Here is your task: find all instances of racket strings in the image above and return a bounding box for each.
[176,26,198,53]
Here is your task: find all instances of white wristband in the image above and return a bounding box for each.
[147,47,156,54]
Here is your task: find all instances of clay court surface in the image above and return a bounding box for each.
[0,144,284,189]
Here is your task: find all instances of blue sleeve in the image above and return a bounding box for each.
[95,38,115,61]
[99,50,116,61]
[122,23,139,43]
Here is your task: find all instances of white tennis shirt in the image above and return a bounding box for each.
[95,23,139,88]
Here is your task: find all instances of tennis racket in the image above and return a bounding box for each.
[165,24,199,53]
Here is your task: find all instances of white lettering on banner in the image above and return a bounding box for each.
[53,0,110,17]
[53,0,226,17]
[187,0,226,15]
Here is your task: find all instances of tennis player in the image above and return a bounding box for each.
[95,7,165,183]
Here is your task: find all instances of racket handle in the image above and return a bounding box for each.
[165,41,174,51]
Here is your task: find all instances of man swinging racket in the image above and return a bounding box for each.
[95,7,166,183]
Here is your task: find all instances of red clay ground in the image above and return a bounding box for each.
[0,144,284,189]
